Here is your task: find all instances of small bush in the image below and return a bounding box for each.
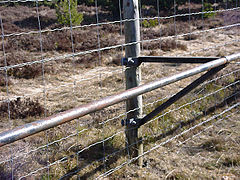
[200,138,224,152]
[0,52,45,79]
[0,165,12,180]
[75,53,98,68]
[56,0,83,26]
[0,73,6,87]
[183,34,199,41]
[6,25,118,53]
[8,65,42,79]
[0,97,45,119]
[142,19,159,28]
[161,39,187,51]
[166,171,188,180]
[0,73,12,87]
[221,156,240,167]
[203,3,215,19]
[143,39,187,51]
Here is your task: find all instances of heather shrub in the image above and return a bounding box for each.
[0,98,45,119]
[56,0,83,26]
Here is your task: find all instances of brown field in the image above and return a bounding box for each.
[0,2,240,179]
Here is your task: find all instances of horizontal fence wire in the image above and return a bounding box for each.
[0,0,239,179]
[1,66,239,165]
[0,37,239,104]
[1,22,240,72]
[98,102,240,178]
[1,7,239,38]
[0,0,50,3]
[1,61,239,178]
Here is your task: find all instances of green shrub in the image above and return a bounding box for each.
[142,19,159,28]
[39,0,56,9]
[203,3,215,18]
[56,0,83,26]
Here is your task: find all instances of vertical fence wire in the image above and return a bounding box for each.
[66,0,81,179]
[201,0,205,53]
[139,0,144,52]
[157,0,162,50]
[174,0,177,50]
[188,0,192,49]
[0,13,14,180]
[35,0,49,178]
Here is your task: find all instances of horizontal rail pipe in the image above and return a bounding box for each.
[0,53,240,147]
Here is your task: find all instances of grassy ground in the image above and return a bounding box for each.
[0,2,240,179]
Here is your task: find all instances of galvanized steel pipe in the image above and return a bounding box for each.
[0,53,240,147]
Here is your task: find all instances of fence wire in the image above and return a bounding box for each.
[0,0,239,179]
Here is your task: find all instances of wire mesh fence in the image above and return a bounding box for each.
[0,0,239,179]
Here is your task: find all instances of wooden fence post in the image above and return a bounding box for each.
[123,0,143,166]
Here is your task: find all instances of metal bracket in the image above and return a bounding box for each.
[121,118,140,126]
[120,55,221,126]
[121,57,141,67]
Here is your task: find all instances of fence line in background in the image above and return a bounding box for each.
[2,7,240,38]
[1,22,240,72]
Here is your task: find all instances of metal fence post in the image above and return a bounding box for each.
[123,0,143,165]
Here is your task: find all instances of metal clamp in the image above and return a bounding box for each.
[121,118,140,126]
[121,57,141,67]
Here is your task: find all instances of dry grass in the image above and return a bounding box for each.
[0,2,240,180]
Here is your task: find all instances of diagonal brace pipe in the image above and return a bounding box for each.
[138,64,227,127]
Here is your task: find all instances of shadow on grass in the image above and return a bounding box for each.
[14,16,57,30]
[146,87,240,145]
[60,85,239,179]
[59,141,124,180]
[0,165,15,180]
